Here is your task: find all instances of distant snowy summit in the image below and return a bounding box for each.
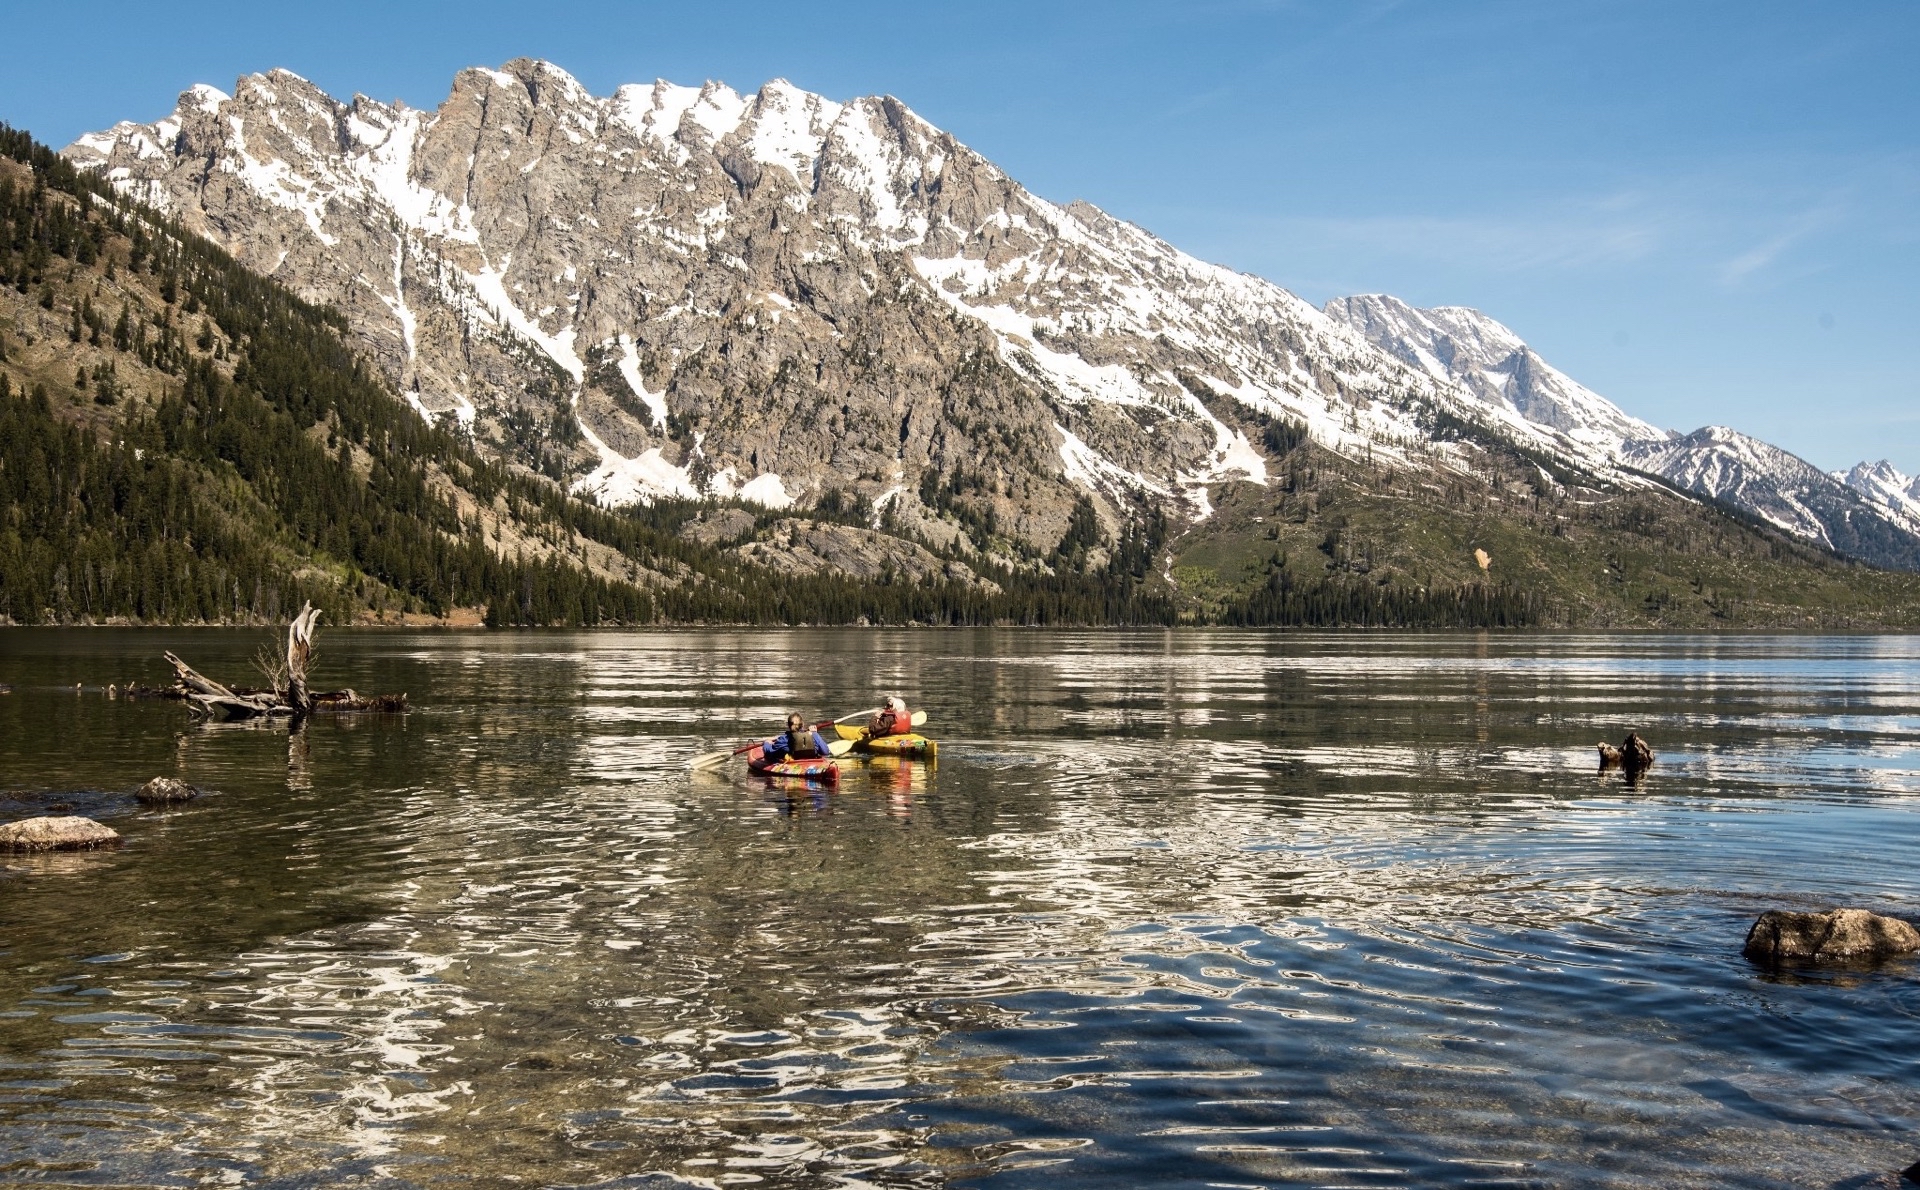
[63,59,1920,570]
[1323,296,1920,570]
[1837,460,1920,524]
[1323,294,1667,454]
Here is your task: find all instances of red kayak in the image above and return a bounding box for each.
[745,743,839,784]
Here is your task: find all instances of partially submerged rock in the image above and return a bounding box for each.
[1596,731,1654,772]
[136,777,199,805]
[0,816,121,852]
[1743,908,1920,966]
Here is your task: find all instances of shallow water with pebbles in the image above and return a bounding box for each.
[1,628,1918,1187]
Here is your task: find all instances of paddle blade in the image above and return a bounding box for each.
[910,710,927,727]
[688,750,730,771]
[827,738,856,757]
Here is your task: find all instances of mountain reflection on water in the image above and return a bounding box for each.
[1,629,1918,1188]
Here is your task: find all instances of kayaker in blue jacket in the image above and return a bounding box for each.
[764,713,830,763]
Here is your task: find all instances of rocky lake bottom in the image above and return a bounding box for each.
[1,628,1917,1188]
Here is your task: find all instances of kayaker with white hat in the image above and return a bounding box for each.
[867,696,911,739]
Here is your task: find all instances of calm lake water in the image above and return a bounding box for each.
[1,629,1918,1188]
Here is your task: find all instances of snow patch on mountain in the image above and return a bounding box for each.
[615,335,667,428]
[742,80,843,179]
[1058,425,1171,504]
[463,260,583,382]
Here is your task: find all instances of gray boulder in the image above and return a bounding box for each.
[0,816,122,852]
[136,777,199,805]
[1743,908,1920,966]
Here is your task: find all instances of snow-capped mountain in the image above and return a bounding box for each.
[1838,460,1920,525]
[64,59,1920,571]
[1617,428,1920,570]
[1323,296,1920,571]
[1323,294,1668,457]
[64,59,1625,551]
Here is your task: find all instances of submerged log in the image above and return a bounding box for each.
[313,690,409,712]
[164,651,280,718]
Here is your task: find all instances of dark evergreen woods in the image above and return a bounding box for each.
[0,122,1537,629]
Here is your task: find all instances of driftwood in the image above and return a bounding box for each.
[165,651,282,718]
[163,602,408,721]
[286,602,320,716]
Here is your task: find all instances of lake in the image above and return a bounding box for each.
[1,628,1917,1188]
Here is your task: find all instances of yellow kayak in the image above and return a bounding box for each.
[828,724,939,760]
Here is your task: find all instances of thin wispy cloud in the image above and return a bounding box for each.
[1268,205,1673,273]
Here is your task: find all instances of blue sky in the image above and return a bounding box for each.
[4,0,1915,472]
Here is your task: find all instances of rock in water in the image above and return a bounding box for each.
[0,816,122,852]
[1743,908,1920,965]
[1596,734,1652,771]
[136,777,199,805]
[1620,731,1654,772]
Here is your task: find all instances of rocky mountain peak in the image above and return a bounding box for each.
[1839,459,1920,525]
[1323,293,1668,455]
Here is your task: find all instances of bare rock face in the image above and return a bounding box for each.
[136,777,200,805]
[678,508,759,546]
[1743,908,1920,966]
[0,816,122,852]
[736,520,999,591]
